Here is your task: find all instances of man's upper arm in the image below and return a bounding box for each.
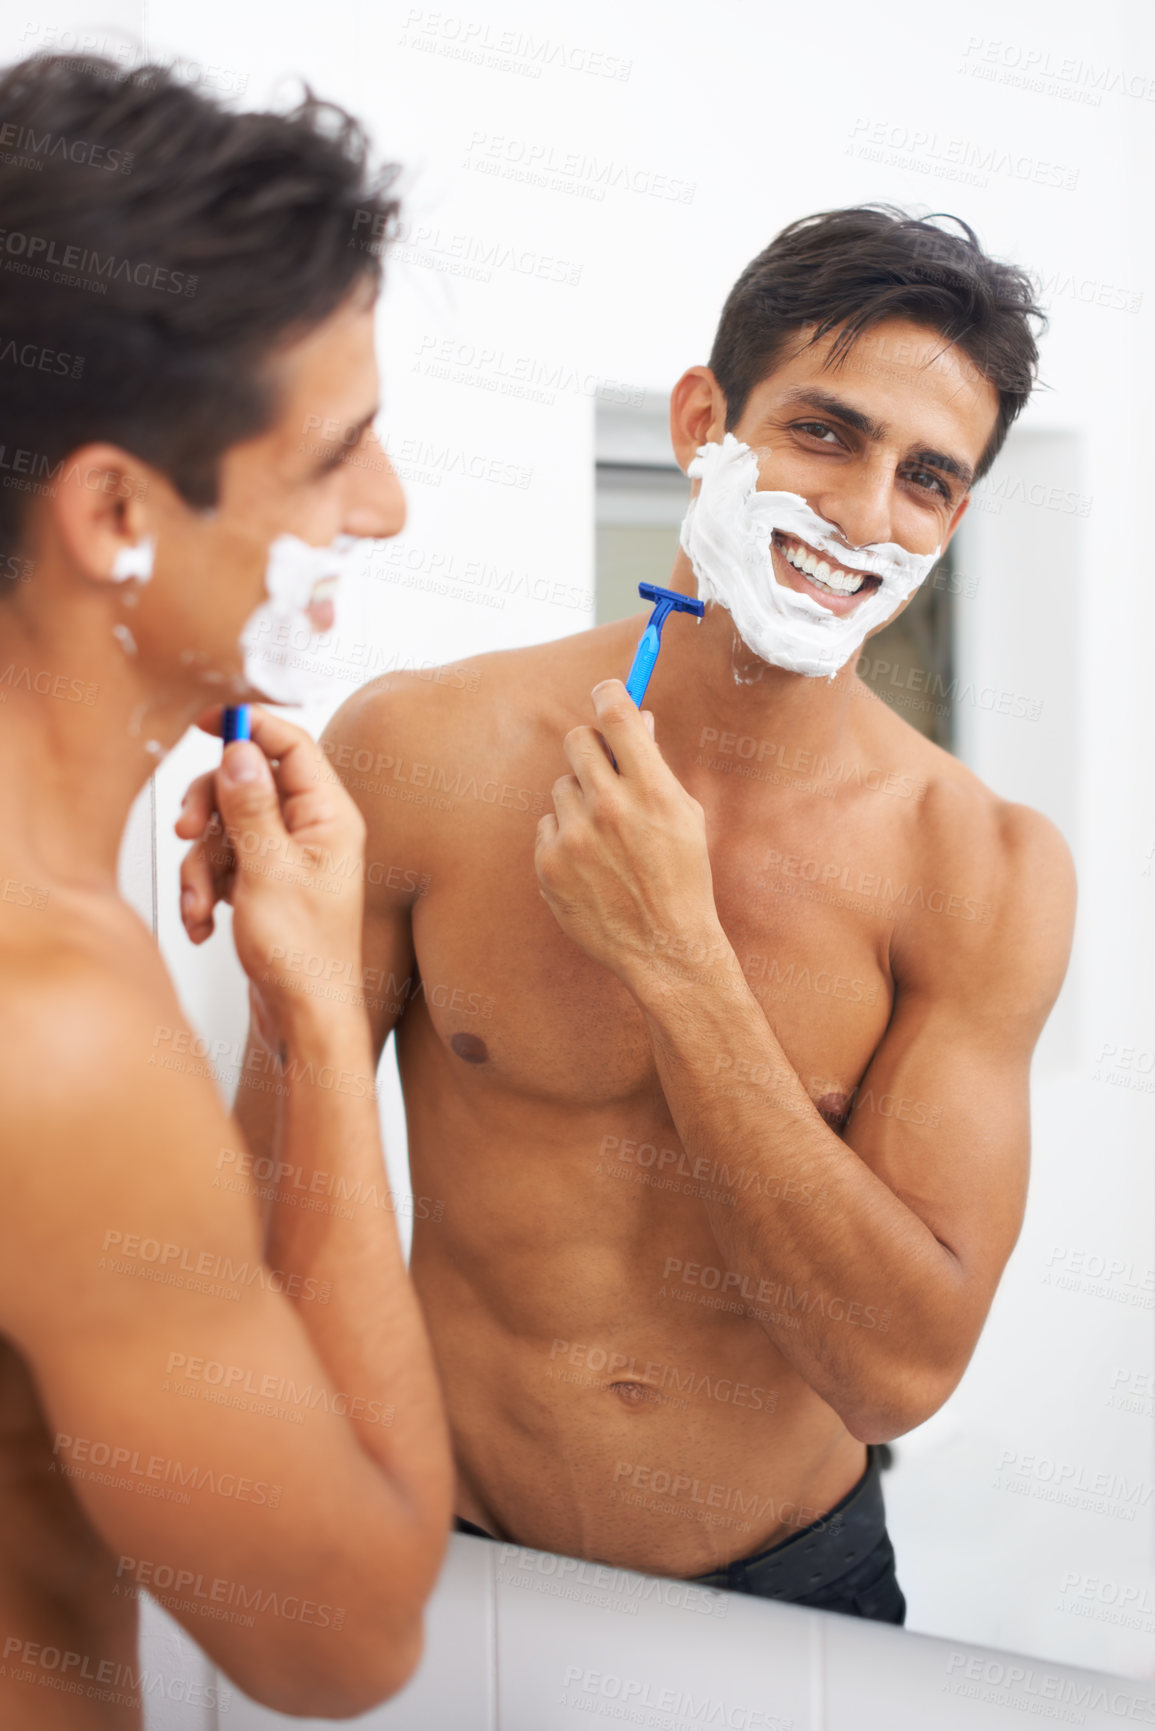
[842,802,1076,1350]
[235,680,430,1164]
[0,963,426,1715]
[321,679,436,1060]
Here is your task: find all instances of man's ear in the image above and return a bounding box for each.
[669,367,729,476]
[50,442,157,589]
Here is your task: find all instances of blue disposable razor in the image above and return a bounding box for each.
[222,704,251,744]
[625,583,704,707]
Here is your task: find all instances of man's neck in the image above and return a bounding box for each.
[0,604,210,892]
[640,586,860,781]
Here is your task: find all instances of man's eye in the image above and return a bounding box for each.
[906,466,950,500]
[796,421,842,445]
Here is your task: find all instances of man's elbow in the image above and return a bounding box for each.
[843,1409,914,1447]
[840,1367,958,1445]
[329,1620,425,1721]
[228,1616,425,1721]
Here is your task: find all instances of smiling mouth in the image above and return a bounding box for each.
[772,531,883,604]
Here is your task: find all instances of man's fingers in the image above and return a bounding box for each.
[550,772,585,823]
[534,810,560,895]
[535,811,559,851]
[243,706,359,844]
[215,740,287,868]
[176,766,231,943]
[194,706,354,855]
[174,770,217,840]
[590,679,661,782]
[196,704,334,806]
[560,728,617,796]
[179,833,226,944]
[246,707,337,804]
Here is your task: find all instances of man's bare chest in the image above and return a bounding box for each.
[403,795,904,1114]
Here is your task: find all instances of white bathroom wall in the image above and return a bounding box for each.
[137,1595,219,1731]
[875,427,1154,1676]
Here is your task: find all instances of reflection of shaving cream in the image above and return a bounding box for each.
[111,538,155,583]
[679,435,940,679]
[240,533,360,705]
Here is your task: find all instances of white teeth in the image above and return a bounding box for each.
[780,539,865,596]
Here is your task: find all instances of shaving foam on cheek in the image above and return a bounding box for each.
[679,434,940,679]
[239,533,360,705]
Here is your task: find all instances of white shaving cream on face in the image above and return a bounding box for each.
[679,434,941,679]
[239,533,360,705]
[110,538,155,583]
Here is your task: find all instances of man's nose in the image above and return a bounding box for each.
[811,462,895,550]
[341,428,406,540]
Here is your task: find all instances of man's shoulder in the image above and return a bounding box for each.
[326,617,641,759]
[0,909,181,1144]
[913,745,1073,895]
[863,693,1072,883]
[894,745,1075,1014]
[0,905,226,1324]
[322,621,642,855]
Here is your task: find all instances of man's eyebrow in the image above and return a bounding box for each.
[779,387,885,440]
[310,407,379,465]
[779,388,974,489]
[909,446,975,490]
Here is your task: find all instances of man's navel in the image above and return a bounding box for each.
[609,1381,661,1408]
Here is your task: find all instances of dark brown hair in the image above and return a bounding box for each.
[0,52,400,567]
[708,205,1045,481]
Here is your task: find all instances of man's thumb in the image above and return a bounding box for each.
[216,741,283,856]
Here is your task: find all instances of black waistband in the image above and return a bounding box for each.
[454,1515,497,1540]
[452,1447,888,1601]
[688,1445,886,1598]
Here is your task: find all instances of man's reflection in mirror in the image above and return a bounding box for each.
[231,209,1076,1626]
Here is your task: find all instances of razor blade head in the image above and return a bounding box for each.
[638,582,704,617]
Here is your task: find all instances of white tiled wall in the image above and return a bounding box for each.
[142,1533,1155,1731]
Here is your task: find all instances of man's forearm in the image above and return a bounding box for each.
[264,1006,452,1529]
[232,1025,279,1165]
[632,934,963,1437]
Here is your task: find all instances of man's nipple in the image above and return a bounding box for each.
[451,1032,489,1064]
[816,1092,851,1130]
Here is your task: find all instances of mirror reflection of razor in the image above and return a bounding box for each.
[624,584,704,707]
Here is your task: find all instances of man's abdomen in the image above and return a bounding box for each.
[410,1203,867,1579]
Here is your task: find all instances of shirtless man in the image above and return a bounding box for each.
[213,208,1076,1624]
[0,53,451,1725]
